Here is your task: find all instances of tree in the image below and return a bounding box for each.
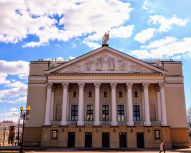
[187,107,191,140]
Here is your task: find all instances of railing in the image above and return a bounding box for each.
[118,122,127,126]
[134,121,144,126]
[100,121,111,125]
[84,121,94,125]
[151,121,161,126]
[67,121,77,125]
[51,120,61,126]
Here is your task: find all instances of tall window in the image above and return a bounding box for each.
[104,91,107,98]
[134,91,138,98]
[102,105,109,121]
[133,105,140,121]
[73,91,77,97]
[71,105,78,121]
[117,105,124,122]
[86,105,93,121]
[119,91,123,98]
[88,91,92,97]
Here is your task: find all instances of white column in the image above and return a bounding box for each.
[94,83,101,126]
[156,85,161,122]
[44,83,52,125]
[143,83,151,126]
[126,83,134,126]
[50,86,55,121]
[61,82,69,126]
[77,83,84,126]
[111,83,117,126]
[160,83,167,126]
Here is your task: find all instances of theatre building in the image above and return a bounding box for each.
[25,46,189,148]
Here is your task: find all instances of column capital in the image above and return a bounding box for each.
[159,83,165,89]
[143,82,149,88]
[62,82,69,88]
[126,83,133,88]
[78,82,85,88]
[47,83,52,89]
[94,82,101,88]
[110,82,117,88]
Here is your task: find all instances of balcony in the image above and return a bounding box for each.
[151,121,161,126]
[134,121,144,126]
[68,121,77,125]
[84,121,94,125]
[51,121,61,126]
[100,120,110,125]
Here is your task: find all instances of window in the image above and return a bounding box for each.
[86,105,93,121]
[73,91,77,97]
[119,91,122,98]
[117,105,124,122]
[104,91,107,98]
[102,105,109,121]
[52,130,58,139]
[71,105,78,121]
[133,105,140,121]
[155,130,160,139]
[134,91,138,98]
[89,91,92,97]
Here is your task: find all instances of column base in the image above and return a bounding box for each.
[144,121,151,126]
[44,121,51,126]
[77,121,84,126]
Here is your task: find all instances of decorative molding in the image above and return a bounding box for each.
[29,76,47,81]
[28,83,46,87]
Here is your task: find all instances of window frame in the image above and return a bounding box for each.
[71,105,78,121]
[86,105,93,121]
[52,130,58,139]
[133,105,140,121]
[155,130,160,139]
[102,105,109,121]
[117,105,125,122]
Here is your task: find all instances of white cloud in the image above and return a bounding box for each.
[0,60,29,79]
[149,15,189,32]
[0,60,28,104]
[147,37,177,49]
[0,0,133,48]
[134,28,156,43]
[131,37,191,59]
[9,108,18,112]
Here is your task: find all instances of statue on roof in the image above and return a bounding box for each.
[102,31,109,46]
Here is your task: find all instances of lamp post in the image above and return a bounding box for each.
[19,106,31,153]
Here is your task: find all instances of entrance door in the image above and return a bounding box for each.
[85,132,92,148]
[119,132,127,148]
[137,133,144,148]
[68,132,75,147]
[102,132,109,148]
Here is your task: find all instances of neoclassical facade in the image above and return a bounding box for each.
[25,46,189,148]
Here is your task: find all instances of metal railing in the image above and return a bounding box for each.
[51,121,61,126]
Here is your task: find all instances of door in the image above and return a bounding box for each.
[85,132,92,148]
[137,133,144,148]
[68,132,75,147]
[119,132,127,148]
[102,132,109,148]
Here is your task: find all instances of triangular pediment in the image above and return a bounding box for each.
[46,47,166,74]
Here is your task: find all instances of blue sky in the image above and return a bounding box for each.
[0,0,190,122]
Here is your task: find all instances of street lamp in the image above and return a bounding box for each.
[19,106,31,153]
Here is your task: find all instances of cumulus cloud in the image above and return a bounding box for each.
[131,37,191,59]
[0,0,133,48]
[134,28,156,43]
[0,60,29,104]
[149,15,189,32]
[134,15,189,44]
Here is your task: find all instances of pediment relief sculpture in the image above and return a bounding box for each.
[59,54,152,73]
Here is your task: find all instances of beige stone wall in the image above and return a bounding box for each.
[26,85,47,127]
[29,62,49,75]
[165,85,187,127]
[170,128,190,147]
[29,126,174,148]
[163,62,182,76]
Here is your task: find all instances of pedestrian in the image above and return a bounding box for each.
[159,141,166,153]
